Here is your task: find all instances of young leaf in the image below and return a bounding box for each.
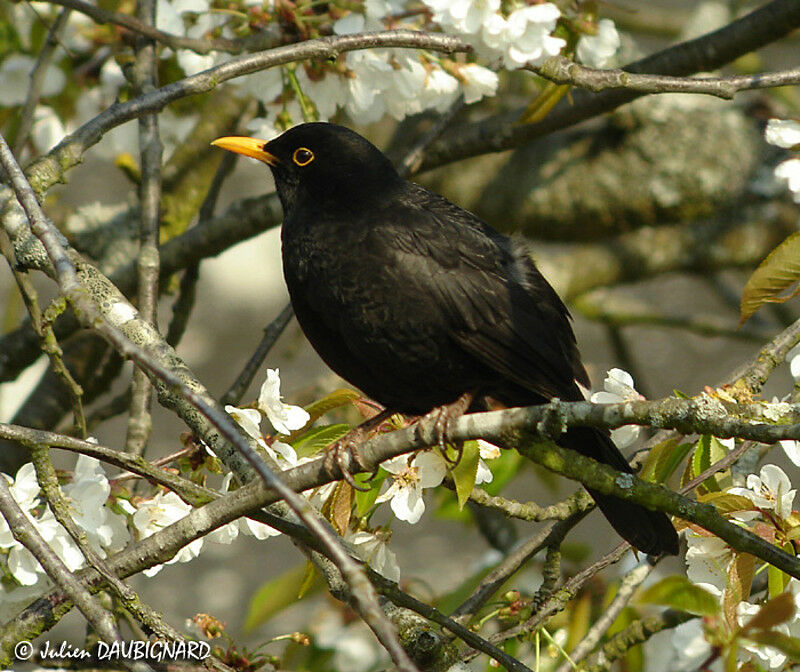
[321,481,354,534]
[768,562,790,599]
[697,492,755,515]
[303,388,362,423]
[292,423,351,458]
[450,440,480,510]
[354,471,385,518]
[688,435,728,493]
[740,231,800,325]
[638,576,719,616]
[245,563,324,631]
[641,437,692,483]
[723,553,756,630]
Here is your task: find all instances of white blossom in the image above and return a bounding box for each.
[497,4,565,68]
[310,607,384,672]
[576,18,621,68]
[424,0,500,36]
[671,619,713,672]
[376,451,447,523]
[774,158,800,203]
[63,455,128,554]
[590,368,644,449]
[765,118,800,149]
[728,464,796,519]
[258,368,310,434]
[738,601,788,669]
[132,491,203,576]
[31,106,66,153]
[459,63,499,104]
[208,474,280,544]
[0,463,41,549]
[226,405,263,441]
[779,439,800,467]
[684,532,730,596]
[346,529,400,582]
[237,67,284,106]
[475,440,501,485]
[419,67,460,113]
[0,54,65,106]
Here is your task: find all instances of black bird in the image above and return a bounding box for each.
[212,122,679,556]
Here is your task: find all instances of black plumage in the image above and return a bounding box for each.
[212,122,679,556]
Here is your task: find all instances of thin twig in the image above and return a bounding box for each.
[221,302,295,407]
[553,561,655,672]
[531,57,800,101]
[13,8,72,155]
[126,0,163,457]
[452,497,592,624]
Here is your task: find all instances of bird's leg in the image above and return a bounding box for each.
[324,408,395,489]
[423,390,475,453]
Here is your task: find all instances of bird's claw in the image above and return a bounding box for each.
[323,408,394,490]
[422,391,474,453]
[323,436,372,491]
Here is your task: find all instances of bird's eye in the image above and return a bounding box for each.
[292,147,315,166]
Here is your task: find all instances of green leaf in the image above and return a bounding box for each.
[768,562,790,599]
[451,441,480,510]
[641,438,693,483]
[354,471,386,518]
[638,576,719,616]
[689,435,728,493]
[697,492,755,515]
[292,423,351,458]
[245,563,324,631]
[740,231,800,325]
[745,630,800,661]
[303,388,362,422]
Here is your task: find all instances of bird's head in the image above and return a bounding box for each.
[212,122,400,216]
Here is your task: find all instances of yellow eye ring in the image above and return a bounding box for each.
[293,147,315,166]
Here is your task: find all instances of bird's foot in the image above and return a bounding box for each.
[324,408,394,489]
[422,391,475,452]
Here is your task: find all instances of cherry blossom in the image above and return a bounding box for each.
[728,463,796,520]
[476,440,501,485]
[0,54,65,106]
[258,368,310,434]
[576,18,621,68]
[376,450,447,524]
[132,491,203,577]
[345,529,400,582]
[590,368,644,449]
[765,118,800,148]
[207,473,281,544]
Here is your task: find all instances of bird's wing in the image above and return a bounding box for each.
[384,184,588,401]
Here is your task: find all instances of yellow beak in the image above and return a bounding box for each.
[210,136,278,165]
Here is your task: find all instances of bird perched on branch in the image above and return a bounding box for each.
[212,122,679,556]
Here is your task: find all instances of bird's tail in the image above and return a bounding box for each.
[561,426,680,556]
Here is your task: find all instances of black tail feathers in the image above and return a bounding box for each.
[562,426,680,556]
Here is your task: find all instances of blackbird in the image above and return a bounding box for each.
[212,122,679,556]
